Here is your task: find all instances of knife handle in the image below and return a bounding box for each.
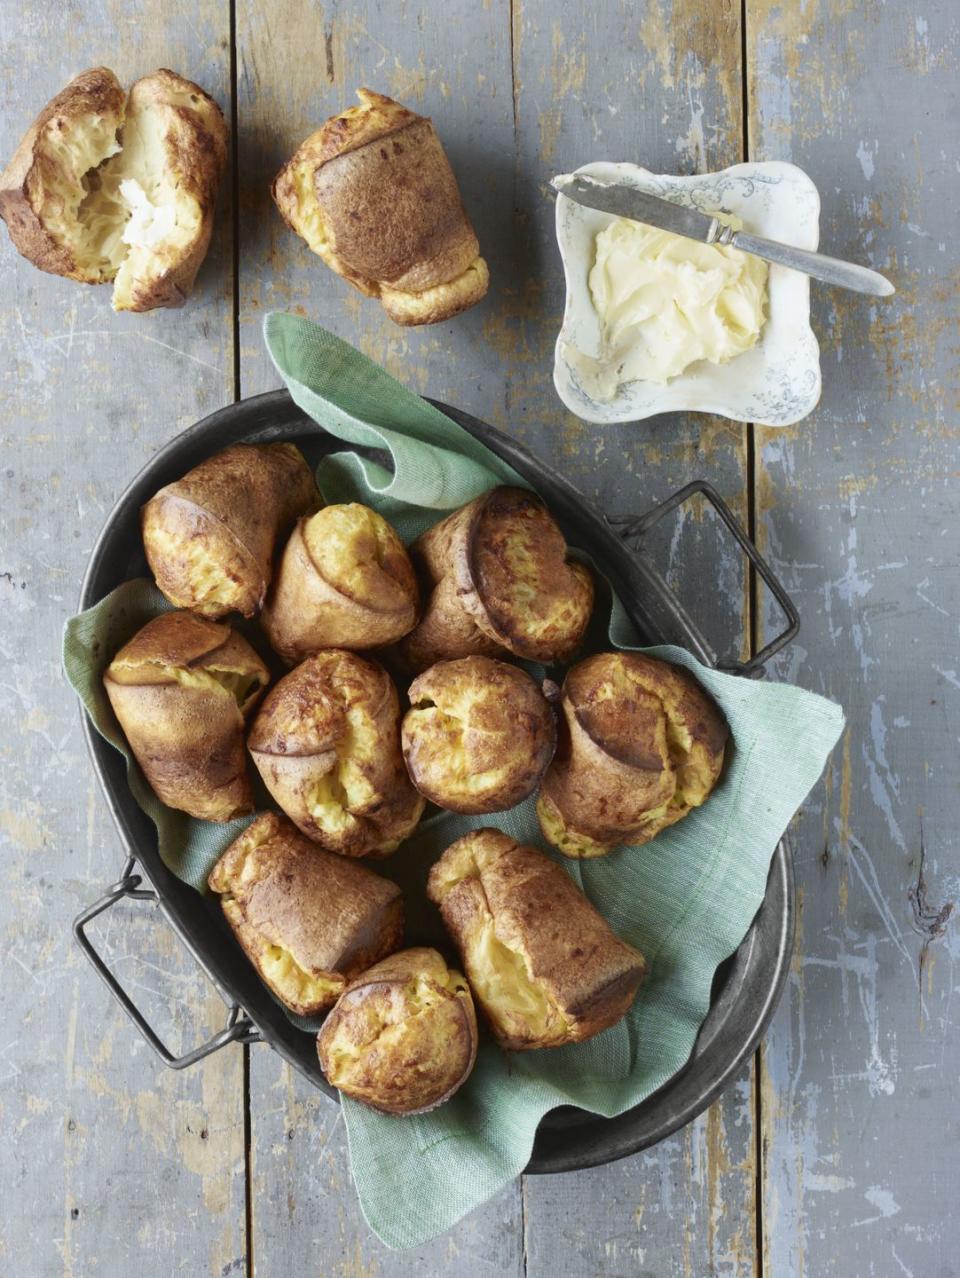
[729,230,895,298]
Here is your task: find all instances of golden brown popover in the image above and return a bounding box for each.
[247,650,425,858]
[103,611,268,821]
[262,503,419,663]
[402,656,556,813]
[537,651,728,858]
[209,813,404,1015]
[398,487,594,672]
[317,947,478,1114]
[142,443,320,620]
[272,88,488,325]
[427,829,647,1049]
[0,67,227,310]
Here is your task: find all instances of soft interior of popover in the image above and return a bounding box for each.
[151,662,262,707]
[306,702,379,836]
[70,83,201,303]
[282,150,332,257]
[260,941,341,1006]
[467,917,567,1042]
[142,523,248,614]
[44,113,124,279]
[220,898,340,1008]
[110,87,202,308]
[435,838,569,1044]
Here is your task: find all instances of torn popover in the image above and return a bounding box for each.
[0,67,227,310]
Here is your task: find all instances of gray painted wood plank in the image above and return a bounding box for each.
[512,4,757,1274]
[523,1080,759,1278]
[236,1,757,1273]
[234,2,527,1271]
[747,1,960,1274]
[0,8,246,1276]
[248,1047,524,1278]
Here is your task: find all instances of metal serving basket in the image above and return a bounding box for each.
[74,390,800,1174]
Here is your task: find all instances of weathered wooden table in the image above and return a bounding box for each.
[2,2,957,1273]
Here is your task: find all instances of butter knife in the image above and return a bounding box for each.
[552,174,895,298]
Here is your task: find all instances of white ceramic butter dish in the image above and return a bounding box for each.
[553,160,822,428]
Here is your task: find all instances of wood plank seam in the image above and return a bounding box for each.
[226,1,253,1271]
[738,1,767,1274]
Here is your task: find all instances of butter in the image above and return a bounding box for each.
[578,214,768,396]
[120,178,177,249]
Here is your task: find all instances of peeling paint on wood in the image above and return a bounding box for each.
[0,5,245,1275]
[749,2,960,1276]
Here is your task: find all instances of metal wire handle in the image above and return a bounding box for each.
[614,479,800,677]
[73,857,261,1069]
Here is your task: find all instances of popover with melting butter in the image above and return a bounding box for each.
[317,947,478,1114]
[537,651,728,858]
[0,67,228,311]
[103,610,269,821]
[402,656,556,813]
[247,650,425,858]
[141,442,320,620]
[209,813,404,1015]
[262,502,418,663]
[427,829,647,1050]
[398,486,594,672]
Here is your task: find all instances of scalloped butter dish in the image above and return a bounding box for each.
[553,160,822,428]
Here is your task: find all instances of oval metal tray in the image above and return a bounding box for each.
[74,389,798,1175]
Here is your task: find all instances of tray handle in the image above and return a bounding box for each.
[73,856,261,1070]
[614,479,800,677]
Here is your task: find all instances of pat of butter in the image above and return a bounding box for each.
[120,178,177,249]
[578,214,768,396]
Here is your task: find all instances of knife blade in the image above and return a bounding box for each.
[551,173,895,298]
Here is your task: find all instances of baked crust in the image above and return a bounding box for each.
[103,610,268,822]
[247,650,425,857]
[262,503,419,663]
[427,829,647,1049]
[141,442,320,620]
[537,651,729,857]
[316,947,478,1114]
[402,656,556,813]
[209,812,404,1015]
[271,88,487,326]
[398,487,594,671]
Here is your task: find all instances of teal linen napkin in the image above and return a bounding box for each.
[63,314,844,1249]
